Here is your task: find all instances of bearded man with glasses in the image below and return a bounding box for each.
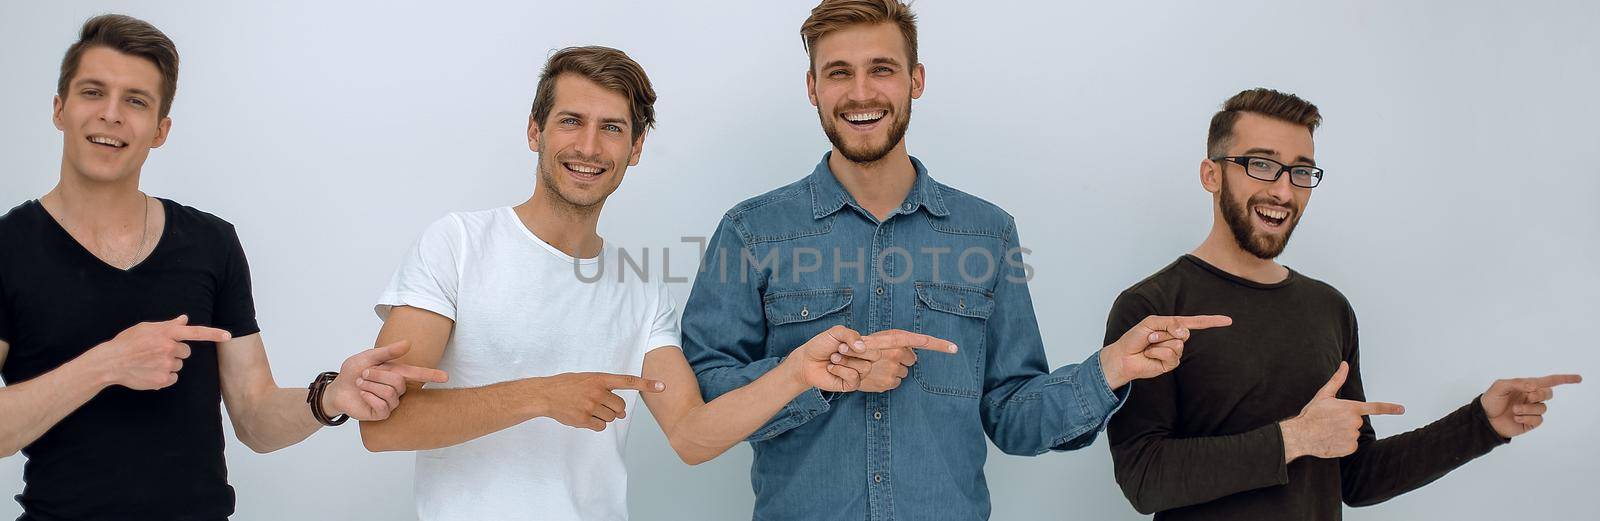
[1102,88,1582,520]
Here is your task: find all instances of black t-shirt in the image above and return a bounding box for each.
[0,198,259,521]
[1105,255,1505,521]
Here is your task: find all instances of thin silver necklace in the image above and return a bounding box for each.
[130,193,150,268]
[55,192,150,269]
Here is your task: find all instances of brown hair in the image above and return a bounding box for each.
[529,46,656,139]
[800,0,919,70]
[58,14,180,119]
[1207,88,1321,158]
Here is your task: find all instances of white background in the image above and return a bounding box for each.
[2,1,1596,519]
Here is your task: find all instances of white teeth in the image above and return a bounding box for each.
[566,163,601,174]
[1255,207,1289,220]
[844,110,886,122]
[89,136,125,147]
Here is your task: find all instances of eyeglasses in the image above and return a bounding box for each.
[1210,156,1325,188]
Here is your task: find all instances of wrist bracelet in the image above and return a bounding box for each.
[307,371,349,426]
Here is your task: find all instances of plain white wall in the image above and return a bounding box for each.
[2,1,1596,519]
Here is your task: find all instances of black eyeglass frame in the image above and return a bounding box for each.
[1210,155,1325,188]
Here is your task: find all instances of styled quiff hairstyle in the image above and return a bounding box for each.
[58,14,181,119]
[1207,88,1322,158]
[529,46,657,139]
[800,0,919,70]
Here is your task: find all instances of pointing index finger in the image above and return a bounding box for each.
[863,330,958,354]
[1356,400,1406,416]
[1175,315,1232,331]
[1530,374,1583,388]
[378,363,449,384]
[606,374,666,392]
[173,325,232,343]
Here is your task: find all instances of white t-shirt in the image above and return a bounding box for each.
[375,207,680,521]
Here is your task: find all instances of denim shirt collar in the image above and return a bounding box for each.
[808,152,951,220]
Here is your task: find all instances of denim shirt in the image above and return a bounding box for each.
[682,153,1128,521]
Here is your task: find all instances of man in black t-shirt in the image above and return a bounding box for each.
[1103,88,1583,520]
[0,14,447,520]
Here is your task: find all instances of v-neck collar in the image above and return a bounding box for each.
[31,197,171,273]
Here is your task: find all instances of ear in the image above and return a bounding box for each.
[52,95,65,131]
[527,117,542,153]
[627,129,647,167]
[806,69,819,107]
[1200,158,1222,194]
[150,116,172,149]
[910,63,926,100]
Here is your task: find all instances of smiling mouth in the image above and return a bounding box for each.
[1253,204,1292,228]
[87,135,128,149]
[563,161,606,182]
[840,109,887,128]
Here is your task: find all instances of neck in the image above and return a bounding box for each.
[42,167,146,231]
[1191,209,1289,284]
[513,185,603,259]
[828,142,915,221]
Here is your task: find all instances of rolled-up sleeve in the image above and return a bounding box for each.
[681,214,831,442]
[980,219,1126,455]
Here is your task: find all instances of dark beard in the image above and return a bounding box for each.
[819,100,912,165]
[1219,173,1298,260]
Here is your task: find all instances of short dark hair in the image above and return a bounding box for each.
[58,14,181,119]
[1207,88,1321,158]
[529,46,657,139]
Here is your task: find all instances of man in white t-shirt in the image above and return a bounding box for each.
[358,46,955,521]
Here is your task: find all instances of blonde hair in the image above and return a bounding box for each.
[800,0,919,70]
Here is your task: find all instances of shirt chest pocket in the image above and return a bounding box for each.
[764,288,854,357]
[911,282,993,398]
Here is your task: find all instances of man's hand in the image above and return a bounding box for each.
[779,326,957,393]
[1100,315,1232,389]
[1480,374,1582,439]
[87,315,232,390]
[842,329,958,393]
[779,326,869,392]
[854,347,917,392]
[524,372,666,432]
[1279,362,1406,462]
[323,340,450,421]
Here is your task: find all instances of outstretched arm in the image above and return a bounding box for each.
[219,329,446,454]
[643,328,955,465]
[1,317,231,457]
[1337,370,1581,506]
[357,306,659,452]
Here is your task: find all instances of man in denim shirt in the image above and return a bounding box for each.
[680,1,1232,520]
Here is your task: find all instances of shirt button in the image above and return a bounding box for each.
[800,307,809,318]
[873,410,882,420]
[873,473,883,484]
[875,287,884,296]
[902,203,914,211]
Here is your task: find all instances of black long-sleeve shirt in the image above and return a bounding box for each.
[1105,255,1508,520]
